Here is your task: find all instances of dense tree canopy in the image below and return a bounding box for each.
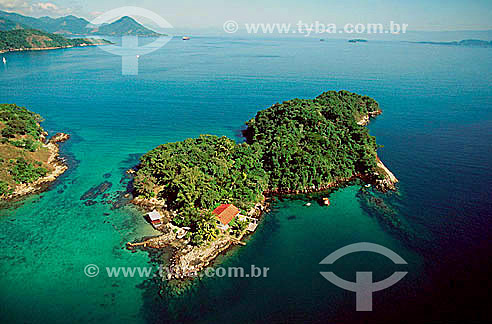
[244,90,381,190]
[134,91,384,243]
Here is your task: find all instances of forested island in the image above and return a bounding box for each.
[0,104,69,200]
[0,29,111,53]
[130,91,398,280]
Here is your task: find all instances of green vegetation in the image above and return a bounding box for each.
[135,135,268,241]
[244,90,381,190]
[0,103,44,140]
[134,91,384,245]
[0,29,111,52]
[10,157,47,184]
[0,104,53,198]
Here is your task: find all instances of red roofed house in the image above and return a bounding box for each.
[147,210,163,229]
[213,204,240,230]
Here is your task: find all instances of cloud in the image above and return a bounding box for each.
[0,0,72,16]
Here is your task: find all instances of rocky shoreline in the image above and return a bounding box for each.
[128,200,269,280]
[7,133,70,200]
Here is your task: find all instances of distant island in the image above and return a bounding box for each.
[0,10,163,37]
[348,39,368,43]
[0,104,69,200]
[128,91,398,280]
[0,29,112,53]
[413,39,492,47]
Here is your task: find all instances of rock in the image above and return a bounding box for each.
[49,133,70,144]
[84,200,97,206]
[80,181,112,200]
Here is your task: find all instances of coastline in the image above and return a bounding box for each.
[128,200,269,280]
[0,42,109,54]
[6,133,70,200]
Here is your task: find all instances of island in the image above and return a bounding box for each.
[0,104,69,200]
[127,90,398,282]
[348,39,368,43]
[0,29,112,54]
[412,39,492,48]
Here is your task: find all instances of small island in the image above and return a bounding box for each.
[0,104,69,200]
[128,90,398,281]
[0,29,112,54]
[348,39,368,43]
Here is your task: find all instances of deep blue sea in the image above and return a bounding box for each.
[1,36,491,323]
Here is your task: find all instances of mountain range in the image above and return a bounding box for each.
[0,10,162,36]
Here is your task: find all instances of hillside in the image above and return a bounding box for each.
[0,17,26,31]
[0,29,111,53]
[0,104,68,199]
[93,16,162,36]
[0,10,162,36]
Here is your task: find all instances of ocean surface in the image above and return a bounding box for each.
[0,37,491,323]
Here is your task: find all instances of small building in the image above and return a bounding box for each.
[147,210,163,228]
[212,204,240,231]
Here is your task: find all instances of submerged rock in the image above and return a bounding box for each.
[80,181,112,200]
[84,200,97,206]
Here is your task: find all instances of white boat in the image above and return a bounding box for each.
[182,36,190,41]
[2,57,6,64]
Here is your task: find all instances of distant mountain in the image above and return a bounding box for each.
[414,39,492,47]
[0,29,112,53]
[0,17,26,31]
[93,16,161,36]
[0,10,162,36]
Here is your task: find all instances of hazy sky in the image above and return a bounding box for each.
[1,0,491,31]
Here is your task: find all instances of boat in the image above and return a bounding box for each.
[182,36,190,41]
[365,184,371,188]
[2,57,6,64]
[322,198,330,206]
[304,202,312,207]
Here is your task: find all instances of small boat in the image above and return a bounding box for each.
[322,198,330,206]
[365,184,371,188]
[182,36,190,41]
[136,55,140,59]
[2,57,6,64]
[304,202,312,207]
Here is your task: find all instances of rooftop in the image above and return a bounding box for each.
[213,204,239,225]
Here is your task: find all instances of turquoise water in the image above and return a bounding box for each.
[1,37,491,323]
